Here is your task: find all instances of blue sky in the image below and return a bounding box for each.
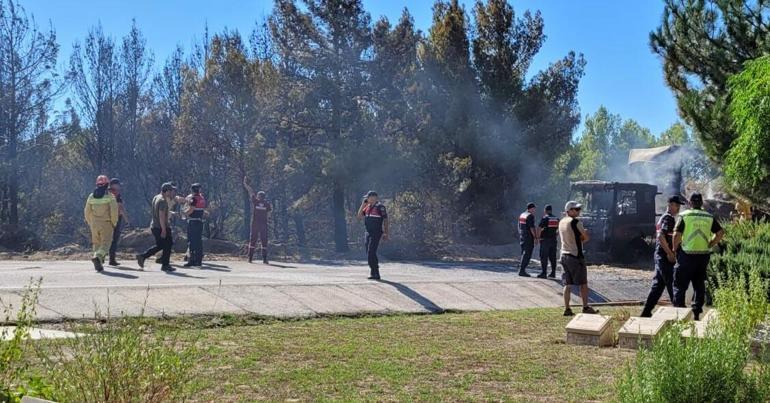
[22,0,678,136]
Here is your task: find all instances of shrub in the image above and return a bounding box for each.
[0,280,54,402]
[37,317,198,403]
[617,261,770,402]
[709,220,770,300]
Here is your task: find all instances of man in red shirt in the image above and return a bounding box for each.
[244,176,271,264]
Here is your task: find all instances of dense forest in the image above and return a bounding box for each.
[0,0,711,252]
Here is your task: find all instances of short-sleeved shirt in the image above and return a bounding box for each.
[538,214,560,240]
[110,190,123,204]
[518,211,535,241]
[251,197,271,225]
[363,202,387,233]
[559,216,586,258]
[150,194,169,229]
[655,213,676,257]
[674,209,723,234]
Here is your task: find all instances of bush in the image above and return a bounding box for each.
[0,280,54,402]
[37,317,198,403]
[709,220,770,300]
[617,260,770,402]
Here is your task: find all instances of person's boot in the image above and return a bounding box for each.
[92,257,104,272]
[108,252,119,267]
[582,306,599,314]
[548,270,556,278]
[136,254,146,270]
[368,268,381,280]
[563,307,574,316]
[537,269,547,279]
[518,270,531,277]
[248,252,254,264]
[262,253,268,265]
[161,264,175,272]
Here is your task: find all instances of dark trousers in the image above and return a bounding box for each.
[539,238,557,274]
[109,217,123,260]
[673,251,710,316]
[365,231,382,277]
[143,227,173,265]
[187,220,203,266]
[641,254,675,317]
[249,221,268,259]
[520,239,534,273]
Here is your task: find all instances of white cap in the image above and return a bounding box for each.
[564,201,583,211]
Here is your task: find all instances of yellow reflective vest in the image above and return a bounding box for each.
[679,209,714,254]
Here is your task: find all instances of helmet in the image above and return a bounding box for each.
[96,175,109,186]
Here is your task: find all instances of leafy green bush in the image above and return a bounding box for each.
[709,220,770,300]
[617,260,770,402]
[37,317,198,403]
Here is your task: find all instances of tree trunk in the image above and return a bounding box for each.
[332,179,348,252]
[293,214,306,247]
[8,133,18,225]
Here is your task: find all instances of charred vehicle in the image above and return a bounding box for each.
[569,181,658,262]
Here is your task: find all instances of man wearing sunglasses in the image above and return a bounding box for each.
[559,201,599,316]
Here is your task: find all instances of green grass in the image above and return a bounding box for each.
[173,308,634,402]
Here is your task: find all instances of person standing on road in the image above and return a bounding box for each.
[107,178,130,266]
[243,176,271,264]
[559,201,599,316]
[183,183,207,267]
[672,193,724,320]
[640,195,684,317]
[84,175,119,272]
[357,191,389,280]
[537,204,559,279]
[137,182,178,272]
[517,202,538,277]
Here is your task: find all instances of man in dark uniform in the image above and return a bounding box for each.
[518,202,538,277]
[640,195,684,317]
[183,183,207,267]
[357,191,389,280]
[108,178,130,266]
[672,193,725,320]
[537,204,559,279]
[243,176,271,264]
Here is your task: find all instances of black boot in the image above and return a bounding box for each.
[548,270,556,278]
[262,252,268,265]
[537,271,547,279]
[368,268,381,280]
[92,257,104,272]
[518,270,531,277]
[248,252,254,264]
[108,253,119,266]
[136,254,146,270]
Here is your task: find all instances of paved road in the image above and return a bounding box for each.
[0,259,650,322]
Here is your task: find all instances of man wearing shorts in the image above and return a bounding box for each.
[559,201,599,316]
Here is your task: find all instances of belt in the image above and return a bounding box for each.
[188,218,204,222]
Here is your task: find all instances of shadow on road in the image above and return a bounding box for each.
[267,263,297,269]
[99,270,139,279]
[197,264,231,272]
[405,260,512,274]
[112,265,144,272]
[376,279,443,313]
[164,270,204,279]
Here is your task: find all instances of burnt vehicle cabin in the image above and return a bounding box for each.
[569,181,658,262]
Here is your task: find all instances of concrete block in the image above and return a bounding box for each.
[565,313,614,347]
[652,306,694,322]
[681,321,709,339]
[702,309,718,323]
[21,396,56,403]
[618,317,667,349]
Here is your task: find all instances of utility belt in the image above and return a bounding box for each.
[188,218,204,222]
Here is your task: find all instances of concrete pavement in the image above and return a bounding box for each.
[0,259,650,322]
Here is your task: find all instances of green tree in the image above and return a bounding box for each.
[650,0,770,176]
[656,122,691,146]
[0,0,59,225]
[270,0,373,252]
[725,55,770,201]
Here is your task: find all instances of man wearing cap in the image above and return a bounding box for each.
[107,178,130,266]
[357,191,389,280]
[84,175,119,272]
[640,195,684,317]
[672,193,725,320]
[183,183,207,267]
[537,204,559,278]
[243,176,271,264]
[517,202,538,277]
[137,182,178,272]
[559,201,599,316]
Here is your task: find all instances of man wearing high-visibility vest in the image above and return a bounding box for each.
[672,193,725,320]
